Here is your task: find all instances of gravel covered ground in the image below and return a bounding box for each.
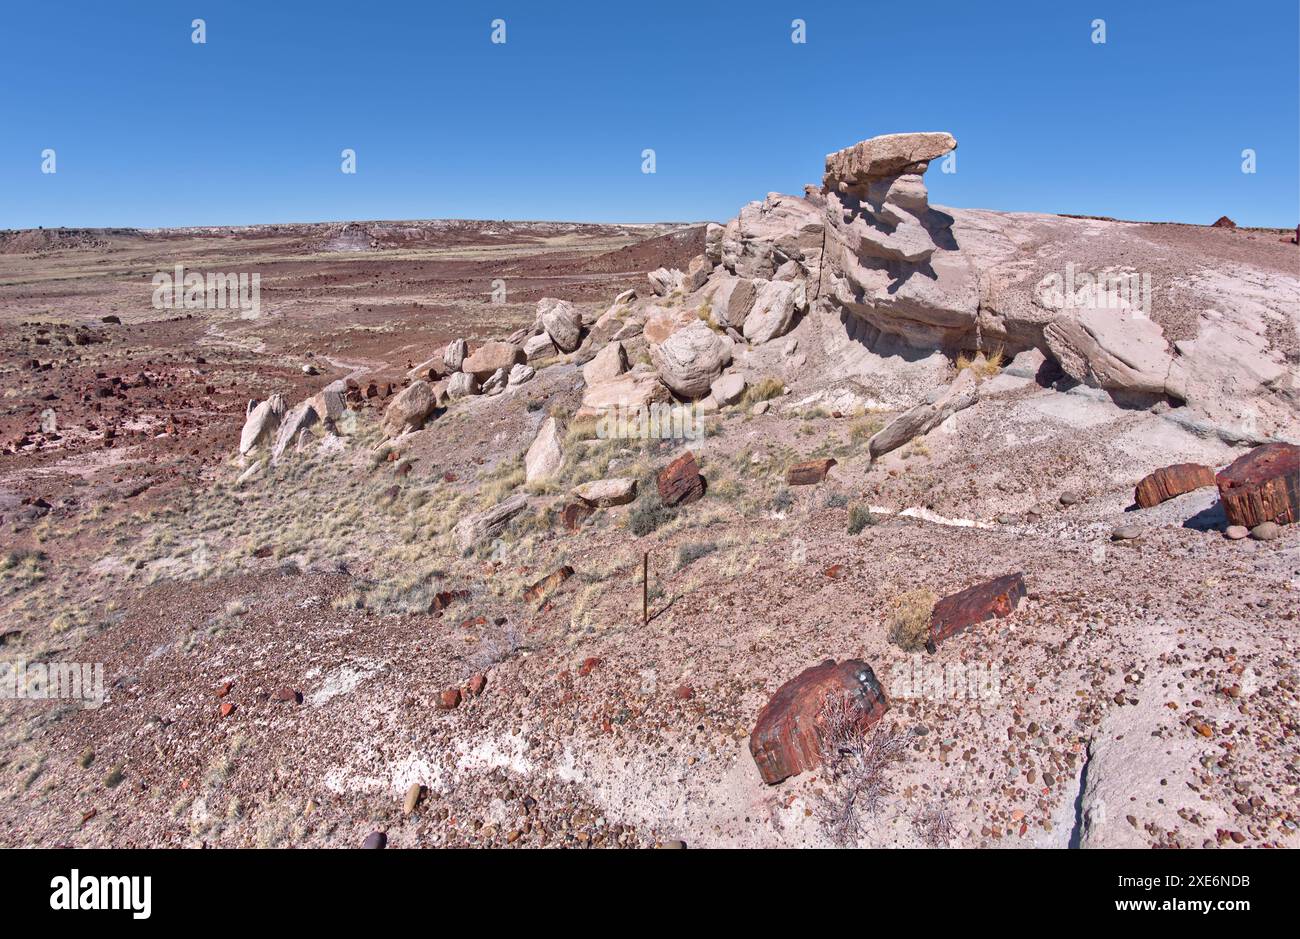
[1,218,1296,849]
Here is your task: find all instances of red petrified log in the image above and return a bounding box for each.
[786,458,837,486]
[749,659,888,785]
[523,565,574,604]
[1134,463,1215,508]
[927,573,1026,652]
[1215,443,1299,528]
[657,451,705,506]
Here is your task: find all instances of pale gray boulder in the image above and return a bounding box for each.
[239,393,286,455]
[652,321,729,399]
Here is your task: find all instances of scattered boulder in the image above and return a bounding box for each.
[868,369,979,460]
[1134,463,1216,508]
[1215,443,1299,528]
[1211,216,1237,229]
[561,502,594,531]
[524,417,563,483]
[538,298,583,352]
[652,321,728,399]
[786,458,837,486]
[452,494,529,552]
[657,451,705,506]
[1250,521,1281,541]
[508,363,535,386]
[582,341,628,386]
[573,477,637,507]
[462,341,525,381]
[927,573,1026,652]
[239,393,286,455]
[743,280,804,344]
[523,333,556,361]
[709,372,746,407]
[749,659,888,785]
[1224,525,1250,540]
[447,371,480,399]
[271,401,319,461]
[438,688,461,710]
[577,371,670,417]
[362,832,387,850]
[648,267,684,296]
[380,380,437,438]
[443,339,468,371]
[308,382,346,425]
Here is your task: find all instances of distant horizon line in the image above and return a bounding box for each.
[2,209,1294,236]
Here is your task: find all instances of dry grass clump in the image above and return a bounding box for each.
[956,346,1005,378]
[740,377,785,406]
[887,588,937,651]
[815,697,907,845]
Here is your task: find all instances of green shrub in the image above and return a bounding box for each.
[848,503,876,534]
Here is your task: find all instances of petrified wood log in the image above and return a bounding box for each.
[1215,443,1299,528]
[656,450,705,506]
[523,565,574,604]
[786,458,837,486]
[928,573,1026,652]
[1134,463,1215,508]
[749,659,888,785]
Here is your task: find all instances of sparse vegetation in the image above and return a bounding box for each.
[847,503,876,534]
[676,541,718,569]
[887,588,937,651]
[815,698,907,845]
[957,346,1005,378]
[741,377,785,406]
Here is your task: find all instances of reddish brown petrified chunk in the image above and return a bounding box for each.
[928,573,1026,652]
[786,458,837,486]
[657,451,705,506]
[749,659,888,785]
[1215,443,1299,529]
[1134,463,1215,508]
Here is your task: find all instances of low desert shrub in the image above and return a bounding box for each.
[887,588,937,651]
[847,503,876,534]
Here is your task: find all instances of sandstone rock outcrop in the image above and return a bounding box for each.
[749,659,888,785]
[239,393,286,455]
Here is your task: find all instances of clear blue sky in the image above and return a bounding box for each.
[2,0,1296,229]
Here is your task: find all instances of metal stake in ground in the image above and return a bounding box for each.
[643,551,649,626]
